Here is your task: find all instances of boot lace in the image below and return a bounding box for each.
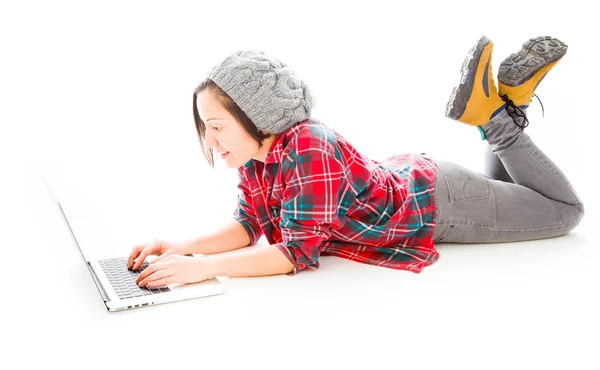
[499,93,545,130]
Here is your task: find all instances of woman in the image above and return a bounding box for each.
[128,35,584,288]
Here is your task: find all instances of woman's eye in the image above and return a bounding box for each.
[212,127,221,131]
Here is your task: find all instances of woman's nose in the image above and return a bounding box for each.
[204,129,217,148]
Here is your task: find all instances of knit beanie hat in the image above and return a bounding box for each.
[205,50,315,134]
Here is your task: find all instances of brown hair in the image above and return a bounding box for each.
[193,78,271,168]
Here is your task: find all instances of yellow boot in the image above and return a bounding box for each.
[498,36,568,108]
[445,36,506,127]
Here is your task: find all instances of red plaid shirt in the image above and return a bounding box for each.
[233,118,438,275]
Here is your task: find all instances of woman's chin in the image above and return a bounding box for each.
[222,154,252,168]
[224,157,242,168]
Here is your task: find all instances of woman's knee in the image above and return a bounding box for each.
[558,201,585,234]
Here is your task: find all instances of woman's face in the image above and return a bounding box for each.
[196,89,275,168]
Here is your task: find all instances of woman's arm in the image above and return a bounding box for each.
[203,243,295,277]
[136,243,294,287]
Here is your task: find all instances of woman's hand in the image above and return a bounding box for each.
[135,255,215,288]
[127,239,190,271]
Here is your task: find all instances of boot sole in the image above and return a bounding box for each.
[498,36,568,87]
[445,36,490,120]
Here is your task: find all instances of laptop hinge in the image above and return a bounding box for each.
[87,262,110,303]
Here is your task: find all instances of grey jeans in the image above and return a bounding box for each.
[432,109,585,243]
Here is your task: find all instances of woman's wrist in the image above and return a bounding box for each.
[197,255,220,278]
[179,235,211,255]
[175,240,198,256]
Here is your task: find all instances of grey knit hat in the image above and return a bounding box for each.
[205,50,315,134]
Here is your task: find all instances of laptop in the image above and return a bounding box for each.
[42,174,227,312]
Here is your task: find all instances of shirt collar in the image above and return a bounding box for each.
[242,133,283,168]
[264,132,285,165]
[266,119,313,164]
[243,119,311,168]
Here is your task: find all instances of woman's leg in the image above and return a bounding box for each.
[434,35,584,243]
[433,109,584,243]
[482,36,563,185]
[482,143,514,183]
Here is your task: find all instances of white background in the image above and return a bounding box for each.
[2,1,598,369]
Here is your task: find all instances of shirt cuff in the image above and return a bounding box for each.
[273,242,317,276]
[232,215,260,246]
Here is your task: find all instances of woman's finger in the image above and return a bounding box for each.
[135,261,163,284]
[127,244,146,269]
[132,243,157,271]
[139,269,174,288]
[147,275,175,288]
[149,251,172,265]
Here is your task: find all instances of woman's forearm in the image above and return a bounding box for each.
[203,243,294,278]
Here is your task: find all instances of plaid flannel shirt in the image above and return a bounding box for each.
[233,119,438,275]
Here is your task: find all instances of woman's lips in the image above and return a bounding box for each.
[220,151,230,159]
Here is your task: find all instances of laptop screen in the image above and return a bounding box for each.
[43,175,90,263]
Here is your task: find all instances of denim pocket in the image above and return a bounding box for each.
[436,160,491,203]
[433,160,498,240]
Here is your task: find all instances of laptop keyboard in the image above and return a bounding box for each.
[98,257,171,300]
